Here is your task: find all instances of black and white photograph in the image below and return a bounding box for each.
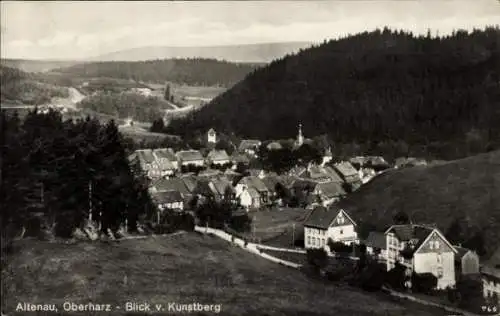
[1,1,500,315]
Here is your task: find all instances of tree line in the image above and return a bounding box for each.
[1,109,155,242]
[50,58,260,87]
[167,27,500,161]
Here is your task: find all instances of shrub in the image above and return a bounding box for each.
[357,262,387,292]
[307,248,329,271]
[385,262,407,290]
[328,240,352,255]
[411,272,438,294]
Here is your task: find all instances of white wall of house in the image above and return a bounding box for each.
[413,252,455,289]
[483,277,500,301]
[211,159,230,166]
[238,190,253,208]
[327,224,358,245]
[304,226,328,250]
[208,131,217,143]
[321,155,332,166]
[181,160,205,167]
[159,201,184,210]
[367,246,388,260]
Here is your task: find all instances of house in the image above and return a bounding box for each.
[304,206,359,250]
[151,190,184,211]
[131,149,162,179]
[321,147,333,166]
[238,139,261,156]
[176,150,205,167]
[152,148,177,177]
[395,157,428,169]
[312,181,346,206]
[247,168,266,179]
[385,224,457,289]
[235,176,270,207]
[198,168,223,179]
[207,128,217,144]
[223,169,242,183]
[334,161,362,190]
[453,246,480,277]
[261,175,282,202]
[365,231,388,260]
[206,149,230,166]
[193,179,220,202]
[149,177,190,197]
[238,186,261,209]
[211,177,236,203]
[266,141,283,151]
[482,248,500,302]
[153,148,178,169]
[179,174,198,195]
[230,153,251,170]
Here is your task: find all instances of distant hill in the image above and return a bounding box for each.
[90,42,313,63]
[0,59,79,73]
[338,150,500,259]
[51,58,262,87]
[167,27,500,161]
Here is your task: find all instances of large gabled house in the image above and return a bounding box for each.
[130,149,162,180]
[312,181,346,207]
[151,190,184,212]
[238,139,261,156]
[304,206,359,250]
[235,176,270,208]
[176,150,205,168]
[206,149,231,166]
[152,148,177,177]
[333,161,362,191]
[385,224,457,289]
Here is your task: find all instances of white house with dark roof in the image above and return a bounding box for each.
[176,150,205,167]
[453,246,480,277]
[206,149,230,166]
[235,176,270,208]
[385,224,457,289]
[151,190,184,211]
[152,148,177,177]
[482,248,500,303]
[304,206,359,251]
[334,161,362,190]
[312,181,346,207]
[130,149,162,179]
[238,139,261,156]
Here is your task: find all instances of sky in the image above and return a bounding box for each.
[1,1,499,60]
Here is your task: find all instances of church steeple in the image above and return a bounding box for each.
[297,123,304,146]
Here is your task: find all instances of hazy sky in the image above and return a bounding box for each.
[1,1,499,60]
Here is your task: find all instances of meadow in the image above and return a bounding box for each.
[1,233,450,316]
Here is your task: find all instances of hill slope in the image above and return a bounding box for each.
[51,58,261,87]
[338,150,500,259]
[91,42,313,63]
[1,233,444,316]
[0,59,79,73]
[168,27,500,160]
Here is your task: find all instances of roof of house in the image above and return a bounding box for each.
[151,190,183,205]
[366,156,390,168]
[198,168,222,178]
[289,166,307,177]
[211,178,234,196]
[240,176,269,193]
[314,181,346,198]
[246,187,261,199]
[136,149,156,164]
[151,178,189,196]
[247,169,264,177]
[278,175,300,188]
[385,224,455,256]
[485,247,500,269]
[453,246,475,262]
[261,176,280,193]
[322,166,345,183]
[292,178,317,190]
[207,149,230,161]
[334,161,359,178]
[194,179,219,197]
[304,205,339,229]
[238,139,261,151]
[365,232,387,250]
[179,175,198,193]
[231,153,251,164]
[208,128,216,134]
[153,148,177,162]
[176,150,204,162]
[267,141,283,150]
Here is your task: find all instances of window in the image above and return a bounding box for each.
[307,236,311,245]
[437,253,442,264]
[435,241,440,249]
[340,229,343,235]
[322,239,325,246]
[313,238,316,246]
[437,266,444,278]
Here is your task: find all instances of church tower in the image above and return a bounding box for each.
[297,123,304,147]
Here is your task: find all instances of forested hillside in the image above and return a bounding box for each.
[339,150,500,259]
[167,27,500,160]
[0,110,155,240]
[51,58,261,87]
[0,66,69,105]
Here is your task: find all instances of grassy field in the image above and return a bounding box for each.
[243,208,309,245]
[2,233,449,316]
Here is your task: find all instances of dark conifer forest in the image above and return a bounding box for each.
[0,110,155,240]
[167,27,500,161]
[51,58,262,87]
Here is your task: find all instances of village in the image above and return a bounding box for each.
[127,124,500,314]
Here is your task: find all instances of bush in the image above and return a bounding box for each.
[328,240,352,255]
[307,248,329,271]
[357,262,387,292]
[411,272,438,294]
[385,262,407,290]
[456,275,491,313]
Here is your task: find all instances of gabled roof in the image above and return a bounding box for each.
[247,169,264,177]
[136,149,156,164]
[246,187,261,199]
[198,168,222,178]
[365,232,387,250]
[334,161,359,178]
[179,175,198,193]
[314,181,346,199]
[304,205,338,230]
[240,176,269,193]
[238,139,261,151]
[322,166,345,183]
[261,176,280,193]
[207,149,230,162]
[151,190,183,204]
[176,150,204,162]
[208,128,216,134]
[194,179,219,197]
[267,141,283,150]
[153,148,177,162]
[453,246,476,262]
[151,178,189,196]
[211,178,234,196]
[231,153,251,164]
